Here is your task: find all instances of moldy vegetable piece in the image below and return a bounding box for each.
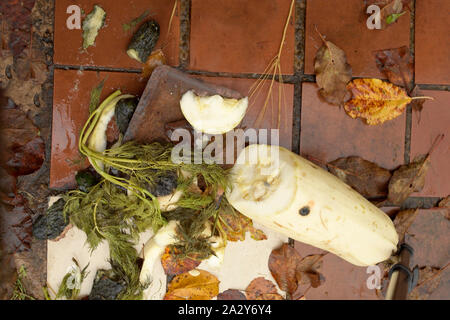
[148,170,178,197]
[82,5,106,50]
[114,97,139,134]
[127,20,160,63]
[75,169,99,192]
[32,198,69,240]
[88,269,126,300]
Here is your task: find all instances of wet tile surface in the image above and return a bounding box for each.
[195,76,294,150]
[406,209,449,268]
[304,0,410,77]
[411,90,450,197]
[406,208,450,300]
[54,0,180,68]
[300,83,405,170]
[189,0,295,74]
[293,242,379,299]
[415,0,450,85]
[50,69,147,189]
[44,0,449,301]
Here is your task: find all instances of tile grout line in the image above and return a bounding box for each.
[292,0,307,157]
[53,64,142,73]
[287,0,307,276]
[51,63,450,91]
[179,0,190,69]
[404,0,416,164]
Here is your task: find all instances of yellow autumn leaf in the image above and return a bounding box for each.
[164,269,219,300]
[343,78,430,125]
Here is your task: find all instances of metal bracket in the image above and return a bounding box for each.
[388,243,419,293]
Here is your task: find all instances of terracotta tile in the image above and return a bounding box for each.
[300,83,405,170]
[304,0,410,77]
[411,90,450,197]
[50,69,147,190]
[294,241,379,299]
[189,0,295,74]
[54,0,180,68]
[415,0,450,85]
[406,209,449,268]
[195,76,294,150]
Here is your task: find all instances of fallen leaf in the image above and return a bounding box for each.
[408,265,449,300]
[379,0,406,29]
[245,277,284,300]
[388,155,430,205]
[0,251,16,299]
[122,10,150,32]
[374,46,413,90]
[217,289,247,300]
[219,209,267,242]
[0,194,33,254]
[345,78,413,125]
[88,78,106,114]
[0,0,35,56]
[164,269,219,300]
[393,209,419,242]
[268,243,303,295]
[387,135,443,205]
[410,85,426,116]
[142,49,166,78]
[296,254,325,288]
[0,108,45,177]
[314,31,352,106]
[438,196,449,220]
[327,156,392,199]
[438,196,450,208]
[161,246,201,276]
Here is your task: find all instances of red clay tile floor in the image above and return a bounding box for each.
[47,0,450,300]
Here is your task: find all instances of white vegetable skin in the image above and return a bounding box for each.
[86,94,134,170]
[226,144,399,267]
[139,220,179,284]
[180,90,248,134]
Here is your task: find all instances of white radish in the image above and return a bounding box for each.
[139,220,179,284]
[180,90,248,134]
[86,94,134,170]
[226,144,398,266]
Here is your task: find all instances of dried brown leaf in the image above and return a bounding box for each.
[217,289,247,300]
[438,196,450,209]
[374,46,413,90]
[410,85,426,115]
[388,155,430,205]
[393,209,419,242]
[366,0,411,29]
[296,254,325,288]
[161,246,202,276]
[268,243,303,295]
[245,277,284,300]
[388,134,443,205]
[164,269,219,300]
[219,210,267,242]
[327,156,392,199]
[0,194,33,254]
[314,32,352,106]
[408,265,449,300]
[0,108,45,177]
[142,49,166,78]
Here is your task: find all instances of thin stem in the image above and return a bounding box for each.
[410,96,434,100]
